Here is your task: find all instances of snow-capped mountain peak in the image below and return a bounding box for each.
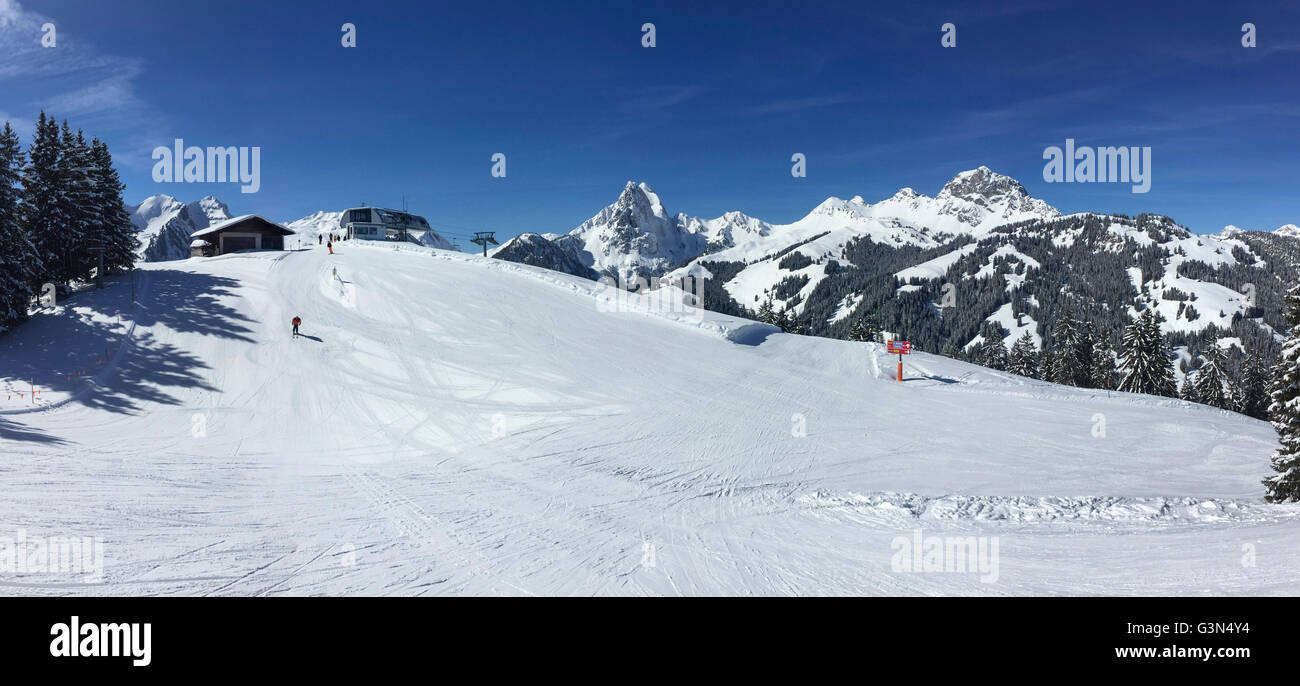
[932,167,1059,226]
[938,166,1028,202]
[617,181,666,218]
[191,195,231,224]
[128,193,232,262]
[1217,223,1300,239]
[1275,223,1300,237]
[890,187,919,201]
[808,196,870,219]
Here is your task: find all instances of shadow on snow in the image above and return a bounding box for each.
[0,269,255,417]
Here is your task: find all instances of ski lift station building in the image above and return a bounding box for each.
[190,215,296,257]
[339,207,433,243]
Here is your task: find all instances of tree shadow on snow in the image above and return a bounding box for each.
[0,270,253,416]
[131,270,257,342]
[0,416,65,444]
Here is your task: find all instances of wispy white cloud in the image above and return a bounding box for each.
[620,84,711,113]
[0,0,158,166]
[743,92,859,116]
[1158,40,1300,67]
[0,0,22,28]
[1058,102,1300,139]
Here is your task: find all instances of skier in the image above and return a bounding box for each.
[327,239,333,255]
[318,235,322,245]
[292,316,302,338]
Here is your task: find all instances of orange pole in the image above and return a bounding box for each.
[897,356,903,382]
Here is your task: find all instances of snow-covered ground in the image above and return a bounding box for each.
[2,242,1297,595]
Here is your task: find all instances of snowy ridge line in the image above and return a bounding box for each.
[799,491,1300,524]
[343,240,782,344]
[0,281,147,417]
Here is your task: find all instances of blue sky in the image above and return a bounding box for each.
[2,0,1298,245]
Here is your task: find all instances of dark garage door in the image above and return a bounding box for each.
[222,236,257,253]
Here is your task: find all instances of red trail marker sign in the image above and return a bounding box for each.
[887,340,911,381]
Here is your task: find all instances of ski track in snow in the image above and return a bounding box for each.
[1,242,1297,596]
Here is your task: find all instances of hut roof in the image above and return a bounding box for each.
[191,215,295,239]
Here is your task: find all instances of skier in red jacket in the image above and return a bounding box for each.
[292,316,302,337]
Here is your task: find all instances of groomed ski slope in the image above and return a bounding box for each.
[2,241,1298,596]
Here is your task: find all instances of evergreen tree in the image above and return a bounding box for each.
[848,318,868,342]
[1194,340,1230,409]
[1117,310,1177,397]
[1227,378,1246,415]
[59,124,96,283]
[89,138,137,274]
[977,327,1008,371]
[21,112,70,287]
[1039,345,1057,382]
[1047,308,1079,385]
[1088,336,1115,389]
[1179,375,1200,403]
[1007,331,1038,378]
[0,121,38,333]
[1147,311,1179,398]
[1239,352,1269,420]
[755,297,775,325]
[1265,283,1300,502]
[1073,320,1096,387]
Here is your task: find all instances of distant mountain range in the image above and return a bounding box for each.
[492,167,1060,282]
[490,168,1300,373]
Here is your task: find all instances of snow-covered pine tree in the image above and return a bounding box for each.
[1073,320,1095,387]
[1117,310,1177,397]
[1265,282,1300,502]
[756,297,775,325]
[1088,335,1115,389]
[20,112,70,288]
[0,121,38,333]
[1239,352,1269,420]
[1007,330,1038,378]
[1179,374,1200,403]
[1047,308,1079,385]
[90,138,137,274]
[1227,378,1246,415]
[1119,318,1148,396]
[848,318,867,342]
[1148,311,1178,397]
[1039,346,1056,381]
[60,125,97,283]
[977,325,1008,371]
[1193,338,1229,409]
